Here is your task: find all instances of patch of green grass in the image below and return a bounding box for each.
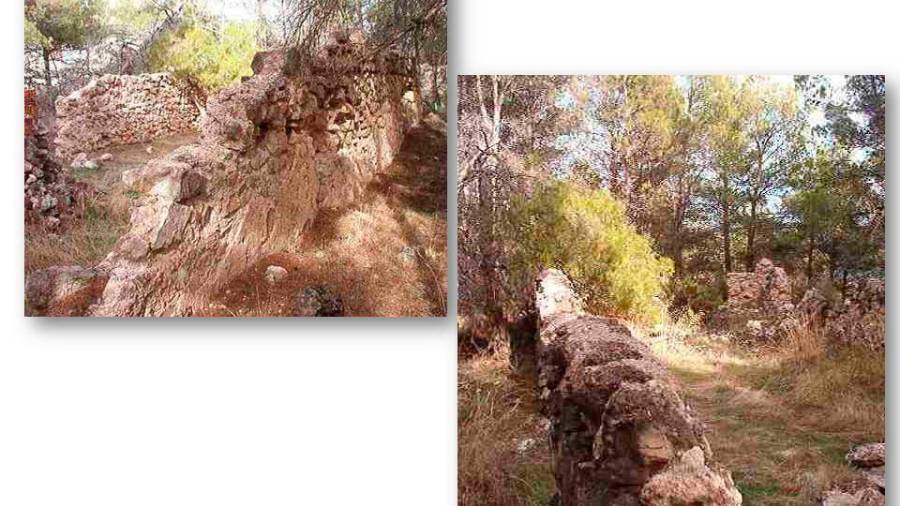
[25,195,130,273]
[736,479,785,502]
[645,322,883,505]
[72,165,100,181]
[511,462,555,506]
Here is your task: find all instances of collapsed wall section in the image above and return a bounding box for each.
[535,269,741,505]
[722,258,885,348]
[76,34,419,316]
[55,73,199,160]
[25,125,85,229]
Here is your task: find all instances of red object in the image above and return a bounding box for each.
[24,88,36,136]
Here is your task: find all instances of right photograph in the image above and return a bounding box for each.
[457,76,885,505]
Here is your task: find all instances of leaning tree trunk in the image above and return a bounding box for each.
[42,47,56,102]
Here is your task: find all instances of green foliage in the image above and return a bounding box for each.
[24,18,49,48]
[26,0,106,50]
[148,20,257,92]
[504,180,673,324]
[107,0,163,34]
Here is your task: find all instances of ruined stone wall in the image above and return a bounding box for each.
[71,34,419,316]
[726,258,794,316]
[536,269,741,505]
[723,259,885,348]
[798,278,885,350]
[55,73,199,161]
[25,125,85,229]
[721,258,795,341]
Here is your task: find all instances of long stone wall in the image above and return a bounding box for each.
[535,269,741,505]
[52,33,417,316]
[55,73,199,160]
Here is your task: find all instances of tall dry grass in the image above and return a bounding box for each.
[25,191,131,274]
[641,315,884,504]
[745,318,885,439]
[458,346,553,506]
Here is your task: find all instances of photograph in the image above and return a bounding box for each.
[23,0,447,317]
[457,75,885,505]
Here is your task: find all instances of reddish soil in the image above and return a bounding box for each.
[204,123,448,317]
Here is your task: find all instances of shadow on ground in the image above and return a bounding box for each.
[208,124,448,317]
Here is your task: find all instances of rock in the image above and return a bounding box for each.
[535,269,740,505]
[82,37,419,316]
[99,153,113,162]
[848,443,885,468]
[83,160,99,170]
[641,447,742,505]
[822,488,884,506]
[535,268,583,322]
[116,234,150,260]
[264,265,288,285]
[862,466,885,491]
[294,287,344,317]
[399,245,416,264]
[39,194,58,212]
[25,266,107,315]
[146,146,154,155]
[71,152,88,168]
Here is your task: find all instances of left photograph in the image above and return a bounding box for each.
[23,0,447,317]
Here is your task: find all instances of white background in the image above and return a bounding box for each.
[1,1,897,504]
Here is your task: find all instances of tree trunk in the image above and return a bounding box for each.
[805,235,815,287]
[474,76,504,331]
[746,198,757,270]
[672,194,685,276]
[412,27,423,109]
[42,47,56,101]
[355,0,364,29]
[256,0,269,48]
[721,172,732,274]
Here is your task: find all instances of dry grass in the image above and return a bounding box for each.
[25,192,131,274]
[458,347,554,506]
[640,319,884,504]
[25,133,198,275]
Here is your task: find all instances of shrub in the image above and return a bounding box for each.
[504,180,672,324]
[148,20,257,93]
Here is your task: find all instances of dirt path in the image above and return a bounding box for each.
[650,335,883,504]
[208,122,448,317]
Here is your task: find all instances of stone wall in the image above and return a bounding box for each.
[723,259,885,348]
[798,278,885,350]
[55,73,199,161]
[722,258,795,341]
[24,125,85,229]
[32,32,419,316]
[535,269,741,505]
[726,258,794,316]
